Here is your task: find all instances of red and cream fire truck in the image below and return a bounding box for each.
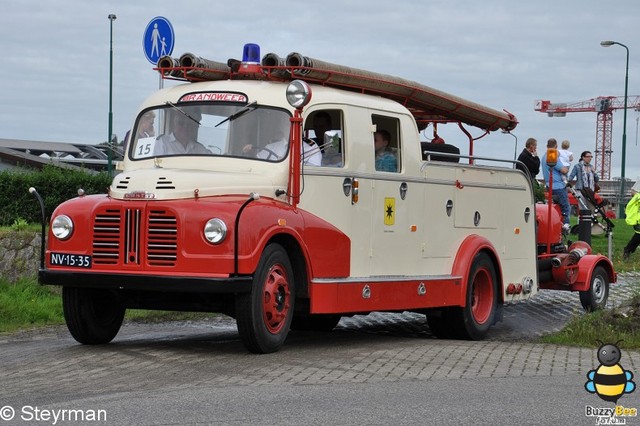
[35,44,615,353]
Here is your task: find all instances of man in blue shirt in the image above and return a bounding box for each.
[541,138,570,230]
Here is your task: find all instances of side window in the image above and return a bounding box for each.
[372,115,400,173]
[305,110,344,167]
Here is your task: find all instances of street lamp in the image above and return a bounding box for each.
[501,130,518,161]
[107,13,117,175]
[600,40,629,217]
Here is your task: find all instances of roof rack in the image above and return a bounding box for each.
[154,50,517,132]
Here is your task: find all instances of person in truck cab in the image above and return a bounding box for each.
[123,111,156,151]
[242,136,322,165]
[310,112,342,167]
[374,129,398,172]
[153,111,212,156]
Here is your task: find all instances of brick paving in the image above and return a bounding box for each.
[0,274,639,408]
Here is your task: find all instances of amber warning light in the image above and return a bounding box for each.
[546,148,558,167]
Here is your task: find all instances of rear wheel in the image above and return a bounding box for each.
[579,266,609,311]
[450,252,498,340]
[63,287,125,344]
[236,243,295,354]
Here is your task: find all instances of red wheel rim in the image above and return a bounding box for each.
[471,266,494,325]
[262,263,291,334]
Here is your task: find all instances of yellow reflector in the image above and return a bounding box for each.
[514,228,520,234]
[410,225,417,232]
[384,198,395,226]
[278,218,286,226]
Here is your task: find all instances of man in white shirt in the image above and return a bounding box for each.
[154,112,211,156]
[243,138,321,166]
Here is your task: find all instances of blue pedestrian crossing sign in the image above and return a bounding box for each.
[143,16,175,65]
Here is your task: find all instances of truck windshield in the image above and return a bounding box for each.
[129,104,292,162]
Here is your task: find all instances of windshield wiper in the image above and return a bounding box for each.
[215,101,258,127]
[166,102,201,125]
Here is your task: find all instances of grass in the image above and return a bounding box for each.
[0,277,213,334]
[539,217,640,348]
[541,292,640,349]
[0,223,42,233]
[0,278,63,333]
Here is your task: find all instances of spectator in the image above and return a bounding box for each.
[516,137,541,185]
[623,180,640,260]
[568,150,605,207]
[558,140,573,182]
[541,138,570,231]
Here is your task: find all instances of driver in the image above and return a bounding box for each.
[154,111,212,156]
[242,136,321,166]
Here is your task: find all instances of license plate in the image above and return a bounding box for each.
[50,252,92,268]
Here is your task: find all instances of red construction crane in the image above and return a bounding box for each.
[535,95,640,180]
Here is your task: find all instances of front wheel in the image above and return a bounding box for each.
[450,252,498,340]
[579,266,609,311]
[236,243,295,354]
[62,287,125,344]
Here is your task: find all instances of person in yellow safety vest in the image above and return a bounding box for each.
[622,179,640,260]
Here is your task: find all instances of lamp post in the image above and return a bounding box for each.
[501,130,518,161]
[107,14,117,175]
[600,40,629,217]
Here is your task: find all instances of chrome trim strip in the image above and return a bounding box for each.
[311,274,462,284]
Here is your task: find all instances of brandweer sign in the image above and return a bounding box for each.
[179,92,248,102]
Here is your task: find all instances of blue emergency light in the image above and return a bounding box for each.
[242,43,260,64]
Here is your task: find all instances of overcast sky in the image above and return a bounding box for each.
[1,0,638,180]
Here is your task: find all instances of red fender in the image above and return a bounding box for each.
[569,255,616,292]
[451,235,503,306]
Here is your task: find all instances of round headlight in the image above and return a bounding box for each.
[286,80,312,108]
[203,218,227,244]
[51,215,73,240]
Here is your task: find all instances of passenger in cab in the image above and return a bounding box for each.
[154,112,212,156]
[374,129,398,172]
[311,112,342,166]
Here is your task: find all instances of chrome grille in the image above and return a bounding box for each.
[124,209,142,264]
[147,210,177,266]
[92,209,121,264]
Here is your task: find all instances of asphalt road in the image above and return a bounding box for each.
[1,275,640,426]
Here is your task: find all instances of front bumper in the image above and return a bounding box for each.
[38,269,253,294]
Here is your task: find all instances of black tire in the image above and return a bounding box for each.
[236,243,295,354]
[62,287,125,344]
[450,252,498,340]
[291,313,341,332]
[579,265,609,311]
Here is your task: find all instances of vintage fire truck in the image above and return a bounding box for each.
[34,44,615,353]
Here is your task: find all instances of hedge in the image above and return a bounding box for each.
[0,166,112,226]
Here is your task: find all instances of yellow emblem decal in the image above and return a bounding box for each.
[384,197,395,226]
